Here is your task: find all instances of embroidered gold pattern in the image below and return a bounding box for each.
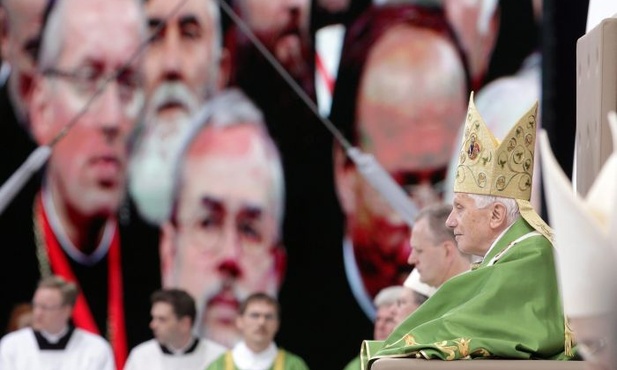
[453,92,538,201]
[404,334,417,346]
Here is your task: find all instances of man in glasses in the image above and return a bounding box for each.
[327,3,468,355]
[160,88,286,349]
[0,0,161,367]
[0,275,114,369]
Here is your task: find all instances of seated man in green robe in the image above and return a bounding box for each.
[361,93,574,369]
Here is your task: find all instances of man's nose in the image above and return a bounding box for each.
[408,249,418,265]
[162,33,182,80]
[445,212,456,228]
[95,82,124,137]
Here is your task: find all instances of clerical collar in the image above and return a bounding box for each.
[232,341,278,370]
[34,325,75,350]
[41,184,115,265]
[160,337,199,355]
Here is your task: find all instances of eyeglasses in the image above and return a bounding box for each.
[42,65,142,106]
[173,199,277,257]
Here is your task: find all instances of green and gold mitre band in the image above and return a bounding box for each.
[453,92,553,242]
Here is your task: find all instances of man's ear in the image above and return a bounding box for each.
[488,202,508,230]
[217,47,231,89]
[333,143,357,215]
[443,240,456,259]
[159,221,177,287]
[29,76,53,145]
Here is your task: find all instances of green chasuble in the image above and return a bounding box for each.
[206,349,310,370]
[361,218,573,370]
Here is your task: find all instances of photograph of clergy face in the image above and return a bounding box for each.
[232,0,311,78]
[30,0,144,224]
[330,4,468,316]
[160,89,286,348]
[128,0,230,225]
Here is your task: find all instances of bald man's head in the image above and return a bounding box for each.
[357,24,467,170]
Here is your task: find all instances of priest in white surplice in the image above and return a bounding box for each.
[0,275,114,370]
[123,289,226,370]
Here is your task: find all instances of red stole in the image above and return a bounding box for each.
[34,194,128,369]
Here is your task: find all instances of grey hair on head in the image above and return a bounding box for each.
[467,193,519,226]
[169,88,286,237]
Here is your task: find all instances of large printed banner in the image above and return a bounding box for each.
[0,0,540,368]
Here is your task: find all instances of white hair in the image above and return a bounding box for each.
[467,193,519,226]
[374,285,405,308]
[38,0,147,70]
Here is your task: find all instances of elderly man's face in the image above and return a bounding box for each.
[337,25,466,298]
[144,0,222,122]
[394,288,420,324]
[446,193,494,256]
[161,124,283,348]
[30,0,144,218]
[374,303,397,341]
[129,0,226,224]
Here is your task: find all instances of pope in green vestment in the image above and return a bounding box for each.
[206,349,309,370]
[361,217,571,369]
[360,94,575,369]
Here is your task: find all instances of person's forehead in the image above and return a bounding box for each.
[152,301,174,316]
[190,124,266,157]
[453,192,472,203]
[147,0,213,23]
[183,128,273,189]
[398,288,414,301]
[4,0,46,24]
[246,301,275,312]
[58,0,143,56]
[34,287,62,301]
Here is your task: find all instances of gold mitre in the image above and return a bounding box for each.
[453,92,552,242]
[539,113,617,318]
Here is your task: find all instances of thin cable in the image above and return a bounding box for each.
[218,0,352,151]
[220,1,418,226]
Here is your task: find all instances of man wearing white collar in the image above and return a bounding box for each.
[0,275,114,369]
[206,293,309,370]
[124,288,226,370]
